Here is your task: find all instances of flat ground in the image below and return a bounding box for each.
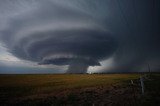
[0,74,159,106]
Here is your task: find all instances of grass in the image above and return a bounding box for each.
[0,73,159,105]
[139,74,160,106]
[0,74,139,94]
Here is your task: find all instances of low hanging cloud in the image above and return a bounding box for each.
[0,0,160,73]
[0,0,117,73]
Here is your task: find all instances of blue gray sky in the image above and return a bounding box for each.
[0,0,160,73]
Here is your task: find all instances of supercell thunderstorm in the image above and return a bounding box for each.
[0,0,160,73]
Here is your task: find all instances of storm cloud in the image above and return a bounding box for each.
[0,0,160,73]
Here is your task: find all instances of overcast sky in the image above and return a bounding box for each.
[0,0,160,73]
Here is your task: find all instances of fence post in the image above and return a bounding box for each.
[131,80,137,105]
[140,76,144,94]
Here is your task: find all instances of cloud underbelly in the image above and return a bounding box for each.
[0,1,117,73]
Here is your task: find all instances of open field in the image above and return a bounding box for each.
[0,74,159,105]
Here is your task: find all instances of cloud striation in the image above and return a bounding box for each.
[0,0,160,73]
[0,0,117,73]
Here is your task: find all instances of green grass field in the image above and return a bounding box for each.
[0,74,159,105]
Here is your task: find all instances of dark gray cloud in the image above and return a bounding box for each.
[0,0,160,73]
[39,57,101,73]
[0,0,117,73]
